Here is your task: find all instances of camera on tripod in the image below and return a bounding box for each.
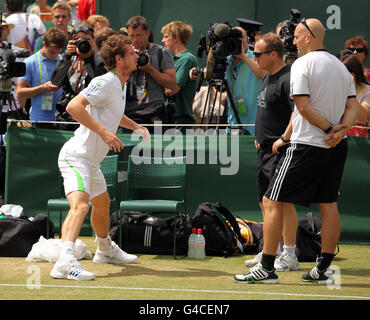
[198,23,242,60]
[197,23,242,80]
[0,42,29,92]
[279,8,302,64]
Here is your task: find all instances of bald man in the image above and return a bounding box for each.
[234,19,360,285]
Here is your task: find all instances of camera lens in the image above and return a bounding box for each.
[137,53,149,67]
[74,38,91,54]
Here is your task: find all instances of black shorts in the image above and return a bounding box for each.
[257,144,287,202]
[265,139,348,207]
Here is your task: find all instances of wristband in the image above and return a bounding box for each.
[280,134,290,143]
[324,125,333,134]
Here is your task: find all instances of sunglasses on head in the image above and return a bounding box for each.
[300,18,316,39]
[72,25,93,36]
[253,50,275,58]
[348,47,365,53]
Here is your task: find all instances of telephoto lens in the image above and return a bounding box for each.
[137,52,149,67]
[74,38,91,54]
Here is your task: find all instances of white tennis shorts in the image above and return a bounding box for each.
[58,146,107,199]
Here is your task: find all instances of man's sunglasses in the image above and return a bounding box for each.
[301,18,316,39]
[254,50,276,58]
[348,47,366,53]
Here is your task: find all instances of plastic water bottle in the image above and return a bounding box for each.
[194,228,206,260]
[187,228,197,258]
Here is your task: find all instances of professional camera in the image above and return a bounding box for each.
[198,23,242,59]
[0,42,29,92]
[137,49,149,67]
[279,8,302,64]
[73,37,91,55]
[198,23,242,79]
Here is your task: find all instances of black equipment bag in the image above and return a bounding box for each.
[0,214,54,257]
[110,211,191,255]
[191,202,247,257]
[295,212,322,262]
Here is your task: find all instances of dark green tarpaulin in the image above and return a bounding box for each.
[5,123,370,243]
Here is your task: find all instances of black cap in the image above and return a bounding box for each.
[236,18,263,33]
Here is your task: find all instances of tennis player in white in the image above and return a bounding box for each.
[51,34,150,280]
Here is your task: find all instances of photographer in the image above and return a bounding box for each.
[52,24,106,128]
[223,26,265,135]
[125,16,177,132]
[16,28,66,128]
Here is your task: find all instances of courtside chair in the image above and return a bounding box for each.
[119,155,187,259]
[47,155,121,245]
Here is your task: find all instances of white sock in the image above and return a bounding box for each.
[59,241,75,261]
[283,244,296,257]
[96,235,112,251]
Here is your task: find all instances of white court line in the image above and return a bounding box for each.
[0,283,369,300]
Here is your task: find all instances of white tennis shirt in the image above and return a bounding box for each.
[290,50,356,148]
[63,71,127,164]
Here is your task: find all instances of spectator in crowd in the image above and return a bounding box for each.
[52,24,106,127]
[86,14,109,36]
[345,35,370,83]
[341,54,370,137]
[125,15,177,132]
[16,28,66,128]
[34,1,72,53]
[238,33,300,274]
[95,27,118,50]
[275,20,288,36]
[235,18,359,285]
[59,0,80,26]
[223,26,265,135]
[161,21,198,133]
[5,0,46,53]
[29,0,53,22]
[0,12,13,42]
[77,0,95,23]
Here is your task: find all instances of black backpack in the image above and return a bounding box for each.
[295,212,322,262]
[191,202,247,257]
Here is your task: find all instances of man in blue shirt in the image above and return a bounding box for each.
[17,28,66,128]
[223,27,265,135]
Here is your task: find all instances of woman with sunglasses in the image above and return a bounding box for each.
[341,54,370,138]
[345,36,370,83]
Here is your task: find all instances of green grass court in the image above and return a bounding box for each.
[0,238,369,300]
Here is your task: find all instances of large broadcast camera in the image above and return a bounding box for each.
[197,23,242,79]
[279,8,302,65]
[0,41,29,92]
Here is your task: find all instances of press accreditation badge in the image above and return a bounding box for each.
[236,97,246,114]
[41,93,53,111]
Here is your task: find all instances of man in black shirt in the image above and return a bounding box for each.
[234,33,299,283]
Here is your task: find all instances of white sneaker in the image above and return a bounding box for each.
[93,241,138,264]
[244,251,263,267]
[50,258,95,281]
[274,252,301,272]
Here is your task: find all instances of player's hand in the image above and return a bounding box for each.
[101,129,124,152]
[134,126,150,144]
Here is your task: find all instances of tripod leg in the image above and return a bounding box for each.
[201,84,212,125]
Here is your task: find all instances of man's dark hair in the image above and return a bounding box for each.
[6,0,24,13]
[100,34,132,70]
[126,15,149,31]
[44,28,66,49]
[256,32,284,59]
